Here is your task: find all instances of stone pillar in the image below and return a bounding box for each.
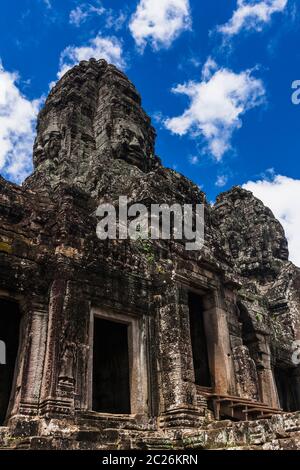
[18,302,48,415]
[256,333,280,408]
[203,290,237,396]
[40,280,63,403]
[157,284,200,427]
[7,298,48,436]
[40,279,91,417]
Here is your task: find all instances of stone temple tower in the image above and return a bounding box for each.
[25,59,159,195]
[0,59,300,450]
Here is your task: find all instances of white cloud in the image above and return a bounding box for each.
[105,10,127,31]
[189,56,201,68]
[0,62,40,183]
[129,0,191,51]
[164,60,266,160]
[201,57,218,80]
[57,35,125,80]
[218,0,288,36]
[216,175,228,187]
[43,0,52,8]
[69,2,105,27]
[189,155,199,165]
[243,174,300,267]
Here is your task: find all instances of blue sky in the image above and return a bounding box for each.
[0,0,300,264]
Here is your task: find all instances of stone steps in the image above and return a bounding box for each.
[15,439,31,450]
[249,432,266,445]
[0,427,12,448]
[1,412,300,450]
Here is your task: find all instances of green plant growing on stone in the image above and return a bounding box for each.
[156,264,166,275]
[255,312,263,323]
[135,230,156,265]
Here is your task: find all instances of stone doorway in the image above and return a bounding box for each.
[0,299,21,425]
[92,317,131,414]
[274,367,300,412]
[89,308,148,416]
[188,292,211,388]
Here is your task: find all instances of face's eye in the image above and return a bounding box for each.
[122,129,131,139]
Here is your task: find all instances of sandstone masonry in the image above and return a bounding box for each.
[0,59,300,450]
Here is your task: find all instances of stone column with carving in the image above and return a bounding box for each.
[6,297,48,436]
[40,279,90,417]
[39,279,69,416]
[19,301,48,414]
[256,333,280,408]
[156,282,200,428]
[203,289,237,396]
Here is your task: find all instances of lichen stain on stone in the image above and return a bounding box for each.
[0,241,12,254]
[55,245,80,259]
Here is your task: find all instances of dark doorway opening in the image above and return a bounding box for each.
[0,299,21,425]
[92,317,131,414]
[274,367,300,412]
[188,292,211,387]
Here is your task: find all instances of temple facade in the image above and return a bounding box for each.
[0,59,300,450]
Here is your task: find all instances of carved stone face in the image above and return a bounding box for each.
[229,233,242,259]
[276,237,289,261]
[33,130,62,166]
[110,118,154,167]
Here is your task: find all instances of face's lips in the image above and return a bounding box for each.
[128,146,146,160]
[34,147,44,157]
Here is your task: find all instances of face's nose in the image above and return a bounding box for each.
[35,144,44,156]
[129,135,140,149]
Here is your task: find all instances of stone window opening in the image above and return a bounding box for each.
[0,298,21,426]
[88,308,148,416]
